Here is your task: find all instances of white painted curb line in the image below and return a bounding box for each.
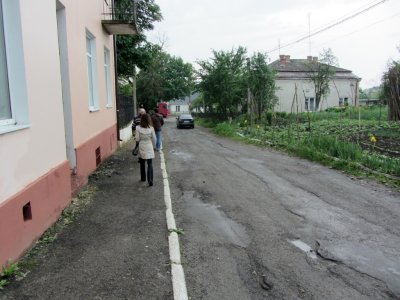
[160,151,188,300]
[171,264,188,300]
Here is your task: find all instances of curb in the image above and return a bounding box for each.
[160,151,188,300]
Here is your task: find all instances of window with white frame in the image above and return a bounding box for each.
[0,0,29,133]
[305,97,315,112]
[86,30,99,111]
[175,105,180,112]
[0,1,11,124]
[104,47,112,107]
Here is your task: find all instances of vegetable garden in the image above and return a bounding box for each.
[196,105,400,185]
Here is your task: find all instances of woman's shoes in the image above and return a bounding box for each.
[149,181,153,186]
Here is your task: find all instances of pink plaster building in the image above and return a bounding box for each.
[0,0,137,267]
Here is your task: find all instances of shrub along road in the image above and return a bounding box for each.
[166,117,400,299]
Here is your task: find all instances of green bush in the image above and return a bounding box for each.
[118,82,133,96]
[212,122,236,137]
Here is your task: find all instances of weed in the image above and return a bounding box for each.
[1,260,20,279]
[0,279,7,290]
[0,260,27,289]
[168,228,185,235]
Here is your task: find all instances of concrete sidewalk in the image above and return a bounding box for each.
[0,140,173,299]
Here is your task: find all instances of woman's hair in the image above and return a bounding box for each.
[140,113,153,128]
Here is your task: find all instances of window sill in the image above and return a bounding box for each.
[105,104,113,109]
[0,123,31,135]
[89,108,100,112]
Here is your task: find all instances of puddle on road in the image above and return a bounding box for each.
[170,150,193,162]
[289,239,317,259]
[183,191,250,248]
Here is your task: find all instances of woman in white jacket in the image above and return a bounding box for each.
[135,114,157,186]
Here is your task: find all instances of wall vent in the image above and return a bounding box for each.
[23,202,32,221]
[95,146,101,166]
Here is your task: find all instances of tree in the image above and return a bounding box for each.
[359,88,368,99]
[135,48,195,109]
[382,60,400,121]
[247,52,277,120]
[115,0,163,77]
[309,48,337,111]
[163,56,195,101]
[197,47,247,117]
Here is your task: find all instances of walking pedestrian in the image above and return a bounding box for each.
[151,108,164,151]
[135,114,156,186]
[132,108,146,135]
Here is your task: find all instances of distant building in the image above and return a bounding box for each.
[269,55,361,112]
[168,93,203,113]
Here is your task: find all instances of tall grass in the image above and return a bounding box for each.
[362,154,400,177]
[212,122,236,137]
[300,106,388,122]
[302,135,363,161]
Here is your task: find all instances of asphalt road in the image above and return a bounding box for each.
[164,117,400,299]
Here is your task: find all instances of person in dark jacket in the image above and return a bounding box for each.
[132,108,146,135]
[150,108,164,151]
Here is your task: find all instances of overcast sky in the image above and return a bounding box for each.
[148,0,400,89]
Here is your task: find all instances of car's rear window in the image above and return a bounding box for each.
[181,115,192,119]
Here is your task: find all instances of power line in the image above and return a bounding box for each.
[313,11,400,49]
[281,10,400,62]
[267,0,389,54]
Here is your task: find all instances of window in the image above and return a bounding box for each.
[339,97,349,107]
[0,1,11,125]
[104,47,112,107]
[86,30,99,111]
[175,105,180,112]
[0,0,29,134]
[305,97,315,112]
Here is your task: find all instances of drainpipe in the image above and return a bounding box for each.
[113,35,122,141]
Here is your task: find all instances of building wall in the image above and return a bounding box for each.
[0,0,67,205]
[61,0,117,147]
[169,104,190,114]
[275,78,359,112]
[0,0,71,266]
[59,0,118,192]
[0,0,120,267]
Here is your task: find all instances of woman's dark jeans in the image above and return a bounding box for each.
[139,158,153,184]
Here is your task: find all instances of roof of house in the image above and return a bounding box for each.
[269,56,360,80]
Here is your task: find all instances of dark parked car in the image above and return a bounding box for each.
[176,114,194,129]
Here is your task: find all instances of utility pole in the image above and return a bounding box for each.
[308,13,311,56]
[132,64,137,117]
[247,58,251,118]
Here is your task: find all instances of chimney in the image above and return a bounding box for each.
[285,55,291,63]
[279,54,286,65]
[312,56,318,63]
[307,56,312,62]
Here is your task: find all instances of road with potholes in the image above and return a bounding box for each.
[164,117,400,299]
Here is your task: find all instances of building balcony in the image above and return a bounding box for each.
[102,1,138,35]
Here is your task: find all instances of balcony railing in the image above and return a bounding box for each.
[102,1,138,35]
